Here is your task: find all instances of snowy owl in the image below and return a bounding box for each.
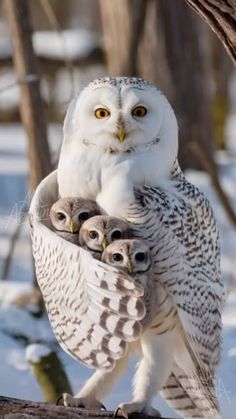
[79,215,131,258]
[50,197,100,244]
[29,77,224,418]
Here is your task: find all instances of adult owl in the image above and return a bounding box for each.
[29,77,224,418]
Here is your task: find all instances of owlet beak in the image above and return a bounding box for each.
[116,120,126,142]
[102,238,109,250]
[127,260,133,274]
[69,219,77,233]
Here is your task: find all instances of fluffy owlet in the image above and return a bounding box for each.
[30,77,225,418]
[102,239,156,330]
[79,215,131,258]
[50,197,100,244]
[101,238,151,282]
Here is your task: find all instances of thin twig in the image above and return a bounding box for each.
[189,141,236,226]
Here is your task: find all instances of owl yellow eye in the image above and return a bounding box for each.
[132,106,147,117]
[95,108,110,119]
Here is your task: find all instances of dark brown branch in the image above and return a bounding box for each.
[184,0,236,64]
[0,396,173,419]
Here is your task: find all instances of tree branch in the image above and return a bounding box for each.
[184,0,236,64]
[0,395,173,419]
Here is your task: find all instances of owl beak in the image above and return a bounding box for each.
[116,120,126,142]
[69,219,77,233]
[127,260,133,274]
[102,238,109,250]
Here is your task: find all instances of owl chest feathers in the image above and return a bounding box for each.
[58,140,171,217]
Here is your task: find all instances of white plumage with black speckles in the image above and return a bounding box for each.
[29,77,225,418]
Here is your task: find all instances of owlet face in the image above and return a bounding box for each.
[79,215,131,253]
[102,239,152,275]
[50,198,100,234]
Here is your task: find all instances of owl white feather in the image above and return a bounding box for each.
[30,77,224,418]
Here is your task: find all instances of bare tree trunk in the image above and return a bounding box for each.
[184,0,236,64]
[138,0,173,95]
[154,0,215,169]
[210,33,233,149]
[4,0,52,195]
[4,0,52,294]
[99,0,147,76]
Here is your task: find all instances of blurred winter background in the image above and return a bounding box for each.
[0,1,235,418]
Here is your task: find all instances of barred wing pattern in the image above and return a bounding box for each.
[127,166,224,416]
[29,171,145,371]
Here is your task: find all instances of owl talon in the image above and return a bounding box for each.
[100,403,107,411]
[57,394,84,407]
[56,395,64,405]
[113,402,161,418]
[59,393,106,410]
[113,407,128,419]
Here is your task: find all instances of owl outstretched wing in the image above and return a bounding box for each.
[29,171,145,371]
[128,176,224,377]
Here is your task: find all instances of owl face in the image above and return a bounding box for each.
[50,198,100,234]
[102,239,152,275]
[65,78,178,161]
[79,215,130,253]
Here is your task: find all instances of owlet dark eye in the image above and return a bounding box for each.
[112,253,123,262]
[132,106,147,118]
[111,230,122,241]
[57,212,66,221]
[89,230,98,239]
[135,252,146,262]
[79,212,89,222]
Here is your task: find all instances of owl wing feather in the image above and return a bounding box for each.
[128,178,224,416]
[128,181,223,416]
[29,171,145,371]
[161,363,219,417]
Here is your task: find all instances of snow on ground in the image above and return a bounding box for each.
[0,123,235,418]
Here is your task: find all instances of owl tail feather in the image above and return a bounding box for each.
[161,364,219,418]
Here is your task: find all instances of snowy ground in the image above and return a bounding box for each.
[0,123,235,418]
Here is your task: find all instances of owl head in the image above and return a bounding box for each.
[63,77,178,177]
[102,238,152,275]
[79,215,131,253]
[50,197,100,234]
